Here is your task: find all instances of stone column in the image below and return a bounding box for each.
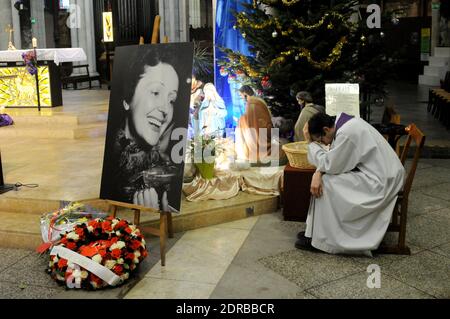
[70,0,97,74]
[0,0,13,51]
[431,0,441,55]
[30,0,46,48]
[10,0,21,49]
[159,0,189,42]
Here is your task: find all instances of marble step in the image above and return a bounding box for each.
[419,74,441,86]
[434,47,450,58]
[5,112,108,126]
[429,56,450,67]
[0,211,43,250]
[0,193,279,250]
[424,65,449,79]
[0,122,106,139]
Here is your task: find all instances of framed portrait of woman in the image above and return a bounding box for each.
[100,43,194,213]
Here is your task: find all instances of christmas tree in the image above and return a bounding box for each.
[219,0,394,121]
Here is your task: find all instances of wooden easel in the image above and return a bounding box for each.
[106,200,174,266]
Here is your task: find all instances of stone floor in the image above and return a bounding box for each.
[1,158,449,299]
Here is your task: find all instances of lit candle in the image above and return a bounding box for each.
[32,37,38,48]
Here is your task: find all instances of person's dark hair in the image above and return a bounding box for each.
[122,47,180,105]
[308,113,336,137]
[296,91,313,103]
[239,85,255,96]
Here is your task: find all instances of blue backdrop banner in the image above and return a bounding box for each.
[215,0,253,129]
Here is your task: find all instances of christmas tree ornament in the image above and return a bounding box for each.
[380,31,385,38]
[360,35,366,42]
[219,66,228,77]
[295,55,299,61]
[327,23,334,30]
[272,30,278,38]
[242,32,247,38]
[233,25,237,30]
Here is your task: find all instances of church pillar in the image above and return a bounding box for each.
[70,0,97,74]
[431,0,441,55]
[30,0,46,48]
[0,1,13,50]
[159,0,189,42]
[10,0,21,49]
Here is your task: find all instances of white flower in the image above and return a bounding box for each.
[105,260,116,269]
[111,220,119,229]
[56,274,65,281]
[116,231,121,236]
[117,258,124,265]
[92,254,102,264]
[66,232,79,241]
[110,241,126,251]
[87,226,94,233]
[120,273,129,281]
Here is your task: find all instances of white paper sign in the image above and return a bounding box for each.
[325,83,360,117]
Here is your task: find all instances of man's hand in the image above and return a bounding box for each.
[310,171,323,198]
[303,122,312,143]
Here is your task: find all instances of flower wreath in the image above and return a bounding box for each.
[47,216,148,290]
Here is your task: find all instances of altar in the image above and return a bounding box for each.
[0,48,87,108]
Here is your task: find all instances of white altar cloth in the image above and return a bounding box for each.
[0,48,87,65]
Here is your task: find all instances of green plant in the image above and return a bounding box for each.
[193,40,213,82]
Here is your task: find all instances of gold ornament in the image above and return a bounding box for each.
[268,37,348,70]
[255,0,303,6]
[236,12,353,36]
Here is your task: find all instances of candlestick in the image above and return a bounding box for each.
[32,37,38,48]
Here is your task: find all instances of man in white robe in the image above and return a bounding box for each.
[297,112,405,255]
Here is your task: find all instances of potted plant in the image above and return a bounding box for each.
[190,130,223,180]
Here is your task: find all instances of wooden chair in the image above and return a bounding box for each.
[106,200,174,266]
[377,124,426,255]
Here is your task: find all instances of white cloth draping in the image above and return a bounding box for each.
[183,166,284,202]
[0,48,87,65]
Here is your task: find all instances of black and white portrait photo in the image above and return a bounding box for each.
[100,43,194,213]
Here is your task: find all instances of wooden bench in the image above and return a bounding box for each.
[61,64,101,90]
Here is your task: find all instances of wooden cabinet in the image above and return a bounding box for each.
[282,165,315,222]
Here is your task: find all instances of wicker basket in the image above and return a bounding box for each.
[282,142,316,169]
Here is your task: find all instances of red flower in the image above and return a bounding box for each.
[98,249,106,258]
[125,252,135,260]
[102,221,112,232]
[66,242,77,250]
[113,265,124,275]
[115,220,127,230]
[110,237,119,244]
[111,249,122,259]
[90,273,103,285]
[130,240,141,251]
[75,227,84,237]
[58,258,68,268]
[124,227,132,234]
[89,220,102,229]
